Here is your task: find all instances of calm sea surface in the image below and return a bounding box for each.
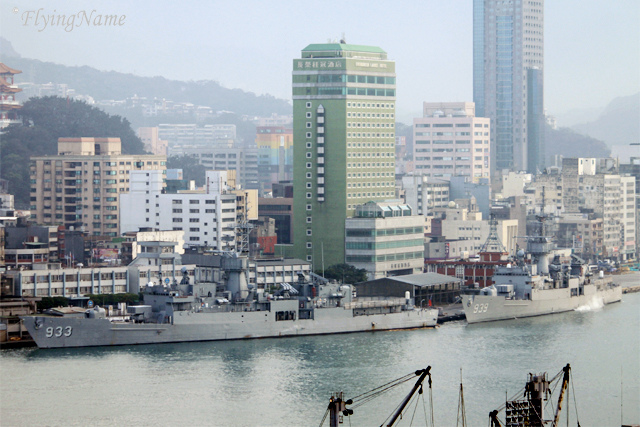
[1,292,638,426]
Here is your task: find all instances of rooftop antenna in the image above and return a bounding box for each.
[340,33,346,44]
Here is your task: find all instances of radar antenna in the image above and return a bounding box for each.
[480,213,508,254]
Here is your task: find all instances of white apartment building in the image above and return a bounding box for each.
[401,174,450,216]
[167,144,259,190]
[620,176,636,261]
[501,171,532,199]
[413,102,490,182]
[120,171,237,250]
[158,124,237,147]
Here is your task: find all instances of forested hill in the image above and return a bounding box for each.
[0,55,291,117]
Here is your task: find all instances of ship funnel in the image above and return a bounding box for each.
[222,255,249,301]
[537,254,549,275]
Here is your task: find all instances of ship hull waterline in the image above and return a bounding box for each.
[21,307,438,349]
[462,285,622,324]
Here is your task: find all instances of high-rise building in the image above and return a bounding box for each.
[473,0,545,174]
[292,43,397,266]
[413,102,490,181]
[30,138,166,237]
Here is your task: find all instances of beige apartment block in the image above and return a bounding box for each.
[413,102,490,182]
[138,127,168,155]
[30,137,166,237]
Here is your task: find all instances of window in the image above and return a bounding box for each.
[306,192,312,199]
[275,311,296,321]
[189,218,200,223]
[306,132,312,138]
[306,182,312,189]
[306,102,312,108]
[306,242,312,249]
[306,152,312,158]
[306,112,312,118]
[306,217,312,223]
[306,229,312,236]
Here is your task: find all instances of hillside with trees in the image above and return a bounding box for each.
[0,96,144,208]
[0,54,291,117]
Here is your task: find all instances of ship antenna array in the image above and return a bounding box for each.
[480,213,508,254]
[319,367,434,427]
[234,190,253,255]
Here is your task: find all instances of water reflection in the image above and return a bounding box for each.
[1,295,637,426]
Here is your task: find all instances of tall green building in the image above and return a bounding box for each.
[292,43,397,268]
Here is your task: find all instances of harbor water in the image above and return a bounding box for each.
[1,292,638,426]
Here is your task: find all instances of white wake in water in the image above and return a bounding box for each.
[575,296,605,312]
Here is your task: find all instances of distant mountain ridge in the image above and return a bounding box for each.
[571,93,640,147]
[0,50,291,117]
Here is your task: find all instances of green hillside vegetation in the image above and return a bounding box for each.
[0,55,291,117]
[1,96,144,208]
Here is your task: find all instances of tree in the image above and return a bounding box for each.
[316,263,369,284]
[166,155,208,186]
[0,96,145,207]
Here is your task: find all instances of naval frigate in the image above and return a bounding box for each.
[21,255,438,349]
[462,207,621,324]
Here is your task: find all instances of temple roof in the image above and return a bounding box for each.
[0,76,22,93]
[0,63,22,75]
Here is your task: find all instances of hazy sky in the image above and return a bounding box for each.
[1,0,639,123]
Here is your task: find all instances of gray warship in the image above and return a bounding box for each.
[21,255,438,348]
[462,209,621,324]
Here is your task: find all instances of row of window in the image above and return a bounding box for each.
[347,182,393,188]
[346,239,424,250]
[347,161,393,168]
[346,192,393,198]
[347,112,394,119]
[345,251,424,263]
[294,87,396,97]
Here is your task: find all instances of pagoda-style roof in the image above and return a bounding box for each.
[0,63,22,75]
[0,103,22,110]
[0,76,22,93]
